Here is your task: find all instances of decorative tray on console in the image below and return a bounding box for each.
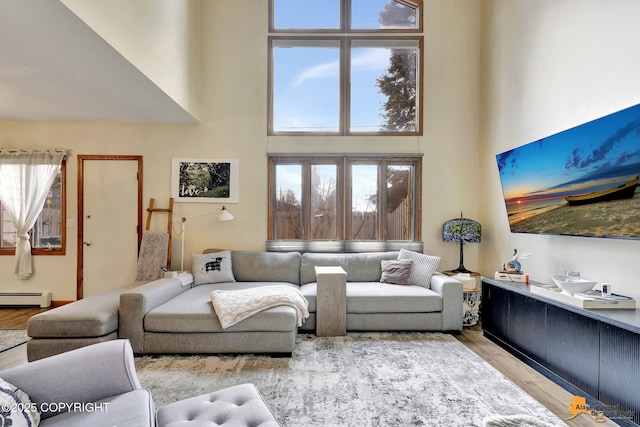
[530,285,636,309]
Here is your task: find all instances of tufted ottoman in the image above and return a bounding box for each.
[156,383,281,427]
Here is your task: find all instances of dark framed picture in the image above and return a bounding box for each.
[171,158,239,203]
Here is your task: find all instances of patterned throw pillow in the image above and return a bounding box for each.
[0,377,40,427]
[380,259,414,285]
[192,251,236,286]
[397,248,441,288]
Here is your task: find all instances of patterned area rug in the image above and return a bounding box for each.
[136,333,566,427]
[0,329,29,353]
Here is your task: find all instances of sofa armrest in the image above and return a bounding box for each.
[119,278,189,353]
[430,273,463,331]
[0,340,140,419]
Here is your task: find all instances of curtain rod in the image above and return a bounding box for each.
[0,149,70,156]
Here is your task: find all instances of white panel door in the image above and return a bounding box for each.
[82,159,139,297]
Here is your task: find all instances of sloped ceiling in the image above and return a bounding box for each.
[0,0,197,123]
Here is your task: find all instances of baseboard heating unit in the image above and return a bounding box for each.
[0,291,52,307]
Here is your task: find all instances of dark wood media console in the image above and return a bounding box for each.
[482,278,640,426]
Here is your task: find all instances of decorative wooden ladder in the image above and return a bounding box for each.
[145,198,174,269]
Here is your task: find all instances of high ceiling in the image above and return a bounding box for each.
[0,0,197,123]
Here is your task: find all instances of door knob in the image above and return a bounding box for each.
[83,241,92,246]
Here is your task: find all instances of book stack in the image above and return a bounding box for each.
[495,270,530,283]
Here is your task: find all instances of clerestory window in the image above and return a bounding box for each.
[268,0,423,136]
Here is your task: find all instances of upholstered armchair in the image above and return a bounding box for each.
[0,340,280,426]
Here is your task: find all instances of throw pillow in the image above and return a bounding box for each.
[397,248,440,288]
[380,259,414,285]
[192,251,236,286]
[0,377,40,427]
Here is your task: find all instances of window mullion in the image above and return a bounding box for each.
[341,0,349,32]
[378,161,386,241]
[302,161,312,240]
[340,37,348,136]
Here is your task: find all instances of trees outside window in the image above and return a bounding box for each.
[269,0,423,135]
[269,155,421,241]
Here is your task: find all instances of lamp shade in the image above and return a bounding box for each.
[442,213,481,274]
[218,206,234,222]
[442,215,481,243]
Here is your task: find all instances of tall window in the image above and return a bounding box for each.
[269,155,421,241]
[0,160,66,255]
[268,0,423,136]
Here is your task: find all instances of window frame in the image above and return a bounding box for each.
[0,159,67,256]
[269,0,424,33]
[268,154,421,242]
[268,0,424,136]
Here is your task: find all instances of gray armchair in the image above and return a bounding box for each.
[1,340,280,426]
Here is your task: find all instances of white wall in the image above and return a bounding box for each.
[61,0,203,120]
[480,0,640,300]
[0,0,481,301]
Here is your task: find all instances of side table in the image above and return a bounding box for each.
[314,266,347,337]
[463,287,481,326]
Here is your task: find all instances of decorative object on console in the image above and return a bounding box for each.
[495,249,531,283]
[551,274,596,295]
[175,206,234,271]
[171,158,239,203]
[496,102,640,240]
[531,284,636,309]
[442,212,481,274]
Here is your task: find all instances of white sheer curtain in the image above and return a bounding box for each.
[0,149,68,279]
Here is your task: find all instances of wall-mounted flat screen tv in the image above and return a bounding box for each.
[496,102,640,239]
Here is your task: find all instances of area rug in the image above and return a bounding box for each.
[0,329,29,353]
[136,333,566,427]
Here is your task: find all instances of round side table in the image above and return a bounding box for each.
[463,287,481,327]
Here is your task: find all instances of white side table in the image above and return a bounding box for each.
[463,287,481,327]
[315,266,347,337]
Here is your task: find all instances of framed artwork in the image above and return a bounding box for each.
[171,158,239,203]
[496,102,640,239]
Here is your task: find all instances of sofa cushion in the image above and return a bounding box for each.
[300,282,442,314]
[27,283,140,338]
[144,282,300,333]
[397,248,440,288]
[300,252,399,284]
[346,282,443,313]
[380,259,413,285]
[192,251,236,285]
[232,251,301,284]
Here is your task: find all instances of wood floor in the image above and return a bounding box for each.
[0,308,619,426]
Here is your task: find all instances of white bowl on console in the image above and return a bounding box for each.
[551,275,597,295]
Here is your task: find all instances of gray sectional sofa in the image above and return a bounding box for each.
[28,250,463,360]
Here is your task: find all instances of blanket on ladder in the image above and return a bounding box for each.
[210,285,310,329]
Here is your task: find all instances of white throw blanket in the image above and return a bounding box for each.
[210,285,310,329]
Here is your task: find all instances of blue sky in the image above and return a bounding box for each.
[272,0,415,132]
[497,103,640,204]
